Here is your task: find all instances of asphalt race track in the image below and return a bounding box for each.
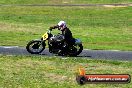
[0,46,132,61]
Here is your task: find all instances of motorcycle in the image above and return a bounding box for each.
[26,29,83,56]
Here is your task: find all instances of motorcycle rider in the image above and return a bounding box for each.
[49,21,75,54]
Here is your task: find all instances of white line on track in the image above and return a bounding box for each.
[0,46,19,49]
[84,49,120,52]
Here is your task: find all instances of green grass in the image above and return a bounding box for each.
[0,55,132,88]
[0,6,132,50]
[0,0,132,4]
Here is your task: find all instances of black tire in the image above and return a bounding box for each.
[26,40,45,54]
[68,44,83,56]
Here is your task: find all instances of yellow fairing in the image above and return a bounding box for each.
[42,32,48,40]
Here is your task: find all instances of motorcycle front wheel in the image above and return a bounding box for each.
[26,40,45,54]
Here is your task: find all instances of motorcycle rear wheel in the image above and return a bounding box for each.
[68,44,83,56]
